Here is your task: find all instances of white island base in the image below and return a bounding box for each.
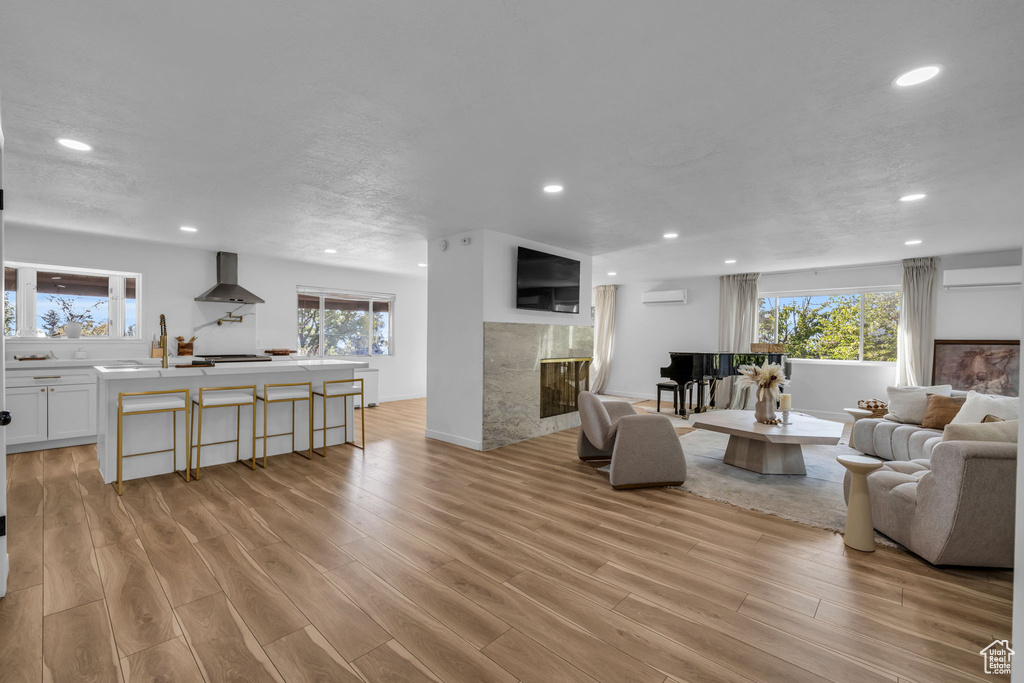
[95,359,368,485]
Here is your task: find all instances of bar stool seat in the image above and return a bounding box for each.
[259,386,312,401]
[312,378,365,456]
[196,390,256,406]
[115,389,190,495]
[188,385,258,481]
[123,395,187,412]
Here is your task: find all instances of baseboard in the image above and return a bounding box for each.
[6,435,97,455]
[601,389,657,401]
[423,429,483,451]
[800,409,852,423]
[378,393,427,404]
[0,551,8,598]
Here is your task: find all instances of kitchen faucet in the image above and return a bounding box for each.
[159,314,169,369]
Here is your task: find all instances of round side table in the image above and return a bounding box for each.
[837,455,884,552]
[843,408,873,423]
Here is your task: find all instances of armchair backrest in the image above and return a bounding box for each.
[578,391,613,451]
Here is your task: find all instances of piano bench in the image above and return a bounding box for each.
[656,381,679,415]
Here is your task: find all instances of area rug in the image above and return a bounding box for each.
[668,428,897,546]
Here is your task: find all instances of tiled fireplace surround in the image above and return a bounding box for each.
[482,322,594,450]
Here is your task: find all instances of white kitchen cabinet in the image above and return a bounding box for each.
[47,383,98,440]
[5,386,49,445]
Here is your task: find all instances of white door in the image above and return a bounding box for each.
[47,384,97,439]
[0,91,9,597]
[5,387,47,445]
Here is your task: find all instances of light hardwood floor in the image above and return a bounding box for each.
[0,398,1012,682]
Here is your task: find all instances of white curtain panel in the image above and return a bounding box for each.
[896,257,939,387]
[591,284,617,394]
[718,272,760,352]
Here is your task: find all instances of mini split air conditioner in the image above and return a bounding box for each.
[642,289,688,304]
[942,266,1022,289]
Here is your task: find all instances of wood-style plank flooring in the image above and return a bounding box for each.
[1,398,1012,682]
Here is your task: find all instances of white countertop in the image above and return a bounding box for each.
[93,358,369,380]
[6,357,163,371]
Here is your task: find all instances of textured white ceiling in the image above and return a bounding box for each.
[1,1,1021,281]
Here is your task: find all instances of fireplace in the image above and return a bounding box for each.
[539,357,592,418]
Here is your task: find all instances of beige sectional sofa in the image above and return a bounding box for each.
[851,390,967,461]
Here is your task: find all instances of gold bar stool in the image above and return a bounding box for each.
[115,389,190,495]
[256,382,314,464]
[312,378,365,456]
[187,385,257,481]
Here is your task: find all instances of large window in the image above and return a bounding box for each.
[3,262,141,339]
[297,287,394,357]
[758,290,899,362]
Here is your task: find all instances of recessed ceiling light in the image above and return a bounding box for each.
[324,248,337,254]
[179,226,198,232]
[899,193,927,202]
[663,232,678,239]
[724,259,737,264]
[418,263,428,267]
[57,284,66,288]
[607,272,617,276]
[51,276,62,280]
[905,239,923,245]
[894,66,941,87]
[543,185,563,193]
[57,138,92,151]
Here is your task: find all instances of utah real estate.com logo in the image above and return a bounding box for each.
[981,640,1013,675]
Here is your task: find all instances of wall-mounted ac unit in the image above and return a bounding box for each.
[642,289,688,304]
[942,266,1022,289]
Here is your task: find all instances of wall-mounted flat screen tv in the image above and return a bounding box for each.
[516,247,580,313]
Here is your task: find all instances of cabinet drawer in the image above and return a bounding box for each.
[7,372,95,388]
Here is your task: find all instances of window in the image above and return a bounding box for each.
[297,287,394,356]
[758,291,899,362]
[4,262,142,339]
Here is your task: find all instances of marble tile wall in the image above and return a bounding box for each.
[482,322,594,450]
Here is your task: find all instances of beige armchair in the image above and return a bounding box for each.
[843,439,1016,567]
[577,391,687,489]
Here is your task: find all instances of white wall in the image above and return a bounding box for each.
[5,224,427,402]
[425,230,485,447]
[605,250,1022,420]
[425,229,592,449]
[480,230,593,326]
[603,276,719,399]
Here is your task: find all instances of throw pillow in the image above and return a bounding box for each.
[984,414,1007,423]
[885,385,953,425]
[920,394,966,430]
[949,391,1019,425]
[942,419,1018,444]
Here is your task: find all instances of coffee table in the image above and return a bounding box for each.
[689,410,843,475]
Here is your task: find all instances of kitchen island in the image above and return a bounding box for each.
[94,359,368,484]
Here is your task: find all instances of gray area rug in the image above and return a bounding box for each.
[669,429,897,546]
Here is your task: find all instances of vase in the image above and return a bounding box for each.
[753,388,776,423]
[65,321,82,339]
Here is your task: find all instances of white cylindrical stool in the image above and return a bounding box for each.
[837,455,884,552]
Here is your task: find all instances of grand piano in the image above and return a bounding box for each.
[659,352,791,416]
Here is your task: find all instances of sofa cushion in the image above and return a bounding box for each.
[907,428,943,459]
[885,385,952,424]
[871,419,905,460]
[950,391,1019,425]
[943,419,1019,443]
[921,435,943,458]
[920,394,966,429]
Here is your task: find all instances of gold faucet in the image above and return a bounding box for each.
[159,314,169,369]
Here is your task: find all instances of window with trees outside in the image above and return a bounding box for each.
[297,287,394,357]
[758,290,900,362]
[3,262,140,339]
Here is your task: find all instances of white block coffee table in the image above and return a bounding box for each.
[690,410,844,475]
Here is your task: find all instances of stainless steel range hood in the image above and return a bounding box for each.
[194,252,265,304]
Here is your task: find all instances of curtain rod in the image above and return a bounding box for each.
[760,260,902,278]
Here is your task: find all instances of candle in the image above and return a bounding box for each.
[779,394,792,410]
